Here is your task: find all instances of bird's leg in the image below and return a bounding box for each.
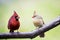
[36,27,39,29]
[10,30,14,33]
[33,27,39,31]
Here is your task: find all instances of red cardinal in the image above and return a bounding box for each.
[32,11,45,37]
[8,11,20,32]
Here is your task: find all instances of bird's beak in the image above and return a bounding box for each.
[32,16,34,18]
[16,17,20,19]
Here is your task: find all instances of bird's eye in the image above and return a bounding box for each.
[32,16,36,18]
[15,16,19,21]
[34,16,36,17]
[33,16,36,17]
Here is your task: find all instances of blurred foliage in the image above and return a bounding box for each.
[0,0,60,40]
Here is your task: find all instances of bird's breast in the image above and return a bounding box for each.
[8,18,20,30]
[33,18,43,27]
[11,20,20,27]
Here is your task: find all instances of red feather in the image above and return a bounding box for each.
[8,11,20,32]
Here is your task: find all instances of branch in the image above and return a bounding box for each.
[0,16,60,39]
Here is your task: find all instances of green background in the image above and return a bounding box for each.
[0,0,60,40]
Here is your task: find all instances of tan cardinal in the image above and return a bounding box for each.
[32,11,45,37]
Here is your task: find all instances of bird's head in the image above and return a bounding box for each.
[32,10,42,19]
[32,10,38,18]
[32,15,37,18]
[13,11,20,21]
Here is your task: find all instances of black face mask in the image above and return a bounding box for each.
[15,16,18,21]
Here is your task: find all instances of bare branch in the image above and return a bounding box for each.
[0,16,60,39]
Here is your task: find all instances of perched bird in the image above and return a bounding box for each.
[32,11,45,37]
[8,11,20,33]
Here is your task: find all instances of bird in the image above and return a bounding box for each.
[8,11,20,33]
[32,11,45,37]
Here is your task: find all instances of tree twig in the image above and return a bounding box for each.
[0,16,60,39]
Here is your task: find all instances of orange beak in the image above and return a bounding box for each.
[32,16,34,18]
[16,17,20,19]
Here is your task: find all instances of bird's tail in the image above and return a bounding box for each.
[9,30,14,33]
[39,33,45,38]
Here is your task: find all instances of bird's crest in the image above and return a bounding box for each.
[34,10,36,15]
[13,11,18,16]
